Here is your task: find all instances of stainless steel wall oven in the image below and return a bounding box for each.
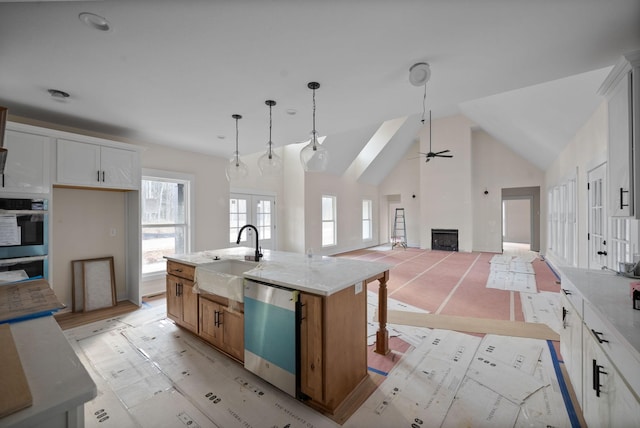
[0,197,48,283]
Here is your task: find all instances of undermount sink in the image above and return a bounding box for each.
[195,259,258,302]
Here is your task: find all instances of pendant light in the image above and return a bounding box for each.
[258,100,283,176]
[299,81,329,172]
[225,114,249,182]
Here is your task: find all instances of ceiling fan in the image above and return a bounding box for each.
[418,110,453,163]
[408,63,453,163]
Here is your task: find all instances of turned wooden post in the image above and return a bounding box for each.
[375,270,390,355]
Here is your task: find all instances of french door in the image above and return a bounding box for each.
[588,163,608,269]
[230,193,276,251]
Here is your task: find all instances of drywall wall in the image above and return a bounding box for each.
[138,143,229,252]
[378,141,421,247]
[471,129,544,253]
[420,115,474,251]
[503,199,531,243]
[545,101,609,268]
[51,187,126,309]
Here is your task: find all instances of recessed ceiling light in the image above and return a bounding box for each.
[79,12,111,32]
[48,89,70,100]
[217,135,226,140]
[286,109,297,116]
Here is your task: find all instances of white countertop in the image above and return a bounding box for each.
[0,316,97,428]
[166,247,391,296]
[559,266,640,356]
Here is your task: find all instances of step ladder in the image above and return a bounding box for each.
[392,208,407,249]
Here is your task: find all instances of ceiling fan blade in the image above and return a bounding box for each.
[433,149,450,155]
[435,154,453,158]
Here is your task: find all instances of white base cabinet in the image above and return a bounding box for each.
[559,268,640,428]
[582,324,640,427]
[559,290,583,405]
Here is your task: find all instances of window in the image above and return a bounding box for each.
[611,218,634,264]
[229,198,248,243]
[362,199,372,240]
[141,170,193,275]
[322,195,336,247]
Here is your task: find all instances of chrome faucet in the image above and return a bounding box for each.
[236,224,262,261]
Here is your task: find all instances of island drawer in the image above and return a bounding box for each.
[167,260,195,281]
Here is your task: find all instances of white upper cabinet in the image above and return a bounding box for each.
[600,50,640,217]
[1,126,51,194]
[57,139,140,190]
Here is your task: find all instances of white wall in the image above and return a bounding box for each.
[52,187,127,309]
[503,199,531,243]
[471,129,544,252]
[545,101,608,268]
[304,164,380,256]
[378,141,421,247]
[420,115,474,250]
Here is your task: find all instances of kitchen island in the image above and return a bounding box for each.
[165,247,391,417]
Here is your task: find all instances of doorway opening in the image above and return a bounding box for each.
[501,187,540,253]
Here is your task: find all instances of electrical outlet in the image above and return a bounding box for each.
[109,228,116,237]
[355,282,363,294]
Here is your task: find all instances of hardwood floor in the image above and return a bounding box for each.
[54,295,165,330]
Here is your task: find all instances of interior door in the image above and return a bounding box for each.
[588,163,608,269]
[230,193,275,250]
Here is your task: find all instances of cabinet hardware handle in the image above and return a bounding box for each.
[214,310,223,327]
[591,329,609,344]
[562,307,567,328]
[1,174,4,188]
[97,171,100,182]
[102,171,105,182]
[174,268,183,272]
[561,288,572,296]
[592,359,607,397]
[596,250,607,256]
[620,187,629,209]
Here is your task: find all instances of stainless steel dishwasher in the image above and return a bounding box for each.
[243,279,300,397]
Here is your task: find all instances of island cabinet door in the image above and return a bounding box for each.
[300,292,324,402]
[166,275,183,325]
[199,298,223,348]
[181,280,199,332]
[222,307,244,362]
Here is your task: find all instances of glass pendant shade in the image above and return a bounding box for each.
[300,131,329,172]
[258,99,282,176]
[226,114,248,182]
[258,145,283,176]
[225,151,249,181]
[300,81,329,172]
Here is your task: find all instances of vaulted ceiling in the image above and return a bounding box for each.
[1,1,639,184]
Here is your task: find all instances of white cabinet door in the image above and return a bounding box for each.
[608,72,634,217]
[57,139,101,186]
[559,291,583,407]
[2,130,50,194]
[57,139,139,189]
[100,146,138,189]
[582,324,640,427]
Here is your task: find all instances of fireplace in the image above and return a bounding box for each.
[431,229,458,251]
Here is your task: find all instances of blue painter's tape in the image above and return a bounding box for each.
[367,366,388,376]
[544,260,561,282]
[547,340,580,428]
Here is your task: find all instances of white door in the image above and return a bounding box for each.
[230,193,276,251]
[588,163,608,269]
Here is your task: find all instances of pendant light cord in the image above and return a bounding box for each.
[312,86,317,149]
[421,83,427,124]
[268,103,273,158]
[234,116,240,167]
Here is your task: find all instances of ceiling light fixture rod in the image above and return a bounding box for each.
[266,100,275,158]
[421,83,427,124]
[309,81,320,150]
[232,113,241,166]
